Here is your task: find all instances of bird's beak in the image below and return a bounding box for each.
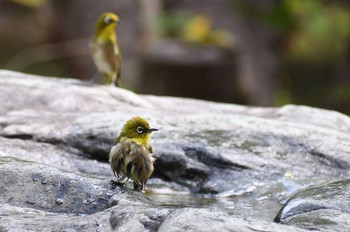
[116,20,123,26]
[147,128,158,133]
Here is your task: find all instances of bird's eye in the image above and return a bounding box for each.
[136,126,144,134]
[104,16,111,24]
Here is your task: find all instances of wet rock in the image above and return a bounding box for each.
[0,157,170,231]
[274,179,350,231]
[0,196,169,232]
[1,70,350,231]
[0,136,112,178]
[0,157,114,214]
[158,208,309,232]
[1,71,350,193]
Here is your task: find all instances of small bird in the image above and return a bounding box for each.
[90,12,121,86]
[109,116,158,192]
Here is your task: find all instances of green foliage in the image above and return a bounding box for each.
[232,0,294,32]
[9,0,46,8]
[264,2,294,32]
[262,0,350,113]
[231,0,262,18]
[157,11,233,48]
[156,11,193,38]
[232,0,350,62]
[285,0,350,61]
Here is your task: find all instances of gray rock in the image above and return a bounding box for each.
[0,157,169,231]
[0,157,113,214]
[1,70,350,231]
[274,179,350,231]
[158,208,309,232]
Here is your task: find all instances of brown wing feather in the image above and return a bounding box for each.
[90,39,121,84]
[109,143,128,180]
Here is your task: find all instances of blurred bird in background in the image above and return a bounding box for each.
[90,12,122,87]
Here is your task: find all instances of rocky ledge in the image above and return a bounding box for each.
[1,70,350,231]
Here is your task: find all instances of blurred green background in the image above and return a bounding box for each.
[1,0,350,114]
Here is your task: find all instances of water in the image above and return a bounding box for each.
[145,184,281,220]
[120,176,324,221]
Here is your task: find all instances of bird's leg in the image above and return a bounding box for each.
[110,180,126,187]
[111,73,119,87]
[133,182,144,192]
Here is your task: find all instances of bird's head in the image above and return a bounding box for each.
[119,116,158,145]
[95,12,120,34]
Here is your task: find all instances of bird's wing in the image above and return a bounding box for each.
[115,45,122,81]
[109,144,125,178]
[90,40,119,75]
[103,41,120,75]
[89,41,99,66]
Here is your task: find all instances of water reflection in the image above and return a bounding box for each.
[145,184,281,220]
[144,177,325,220]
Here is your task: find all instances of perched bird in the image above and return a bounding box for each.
[90,12,121,86]
[109,116,158,191]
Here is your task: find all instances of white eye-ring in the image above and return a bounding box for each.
[104,16,111,24]
[136,126,144,134]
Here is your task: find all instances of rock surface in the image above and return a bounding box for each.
[274,179,350,231]
[1,70,350,231]
[158,208,308,232]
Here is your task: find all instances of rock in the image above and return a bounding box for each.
[158,208,309,232]
[0,157,170,231]
[0,136,111,178]
[0,157,113,214]
[1,70,350,231]
[274,179,350,231]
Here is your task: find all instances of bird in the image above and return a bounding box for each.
[90,12,121,87]
[109,116,158,192]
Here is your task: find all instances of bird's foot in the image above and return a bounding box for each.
[133,182,145,193]
[133,188,145,193]
[110,180,126,187]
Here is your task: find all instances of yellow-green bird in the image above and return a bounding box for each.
[90,12,121,87]
[109,116,158,192]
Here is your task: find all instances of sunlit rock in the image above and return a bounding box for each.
[1,70,350,231]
